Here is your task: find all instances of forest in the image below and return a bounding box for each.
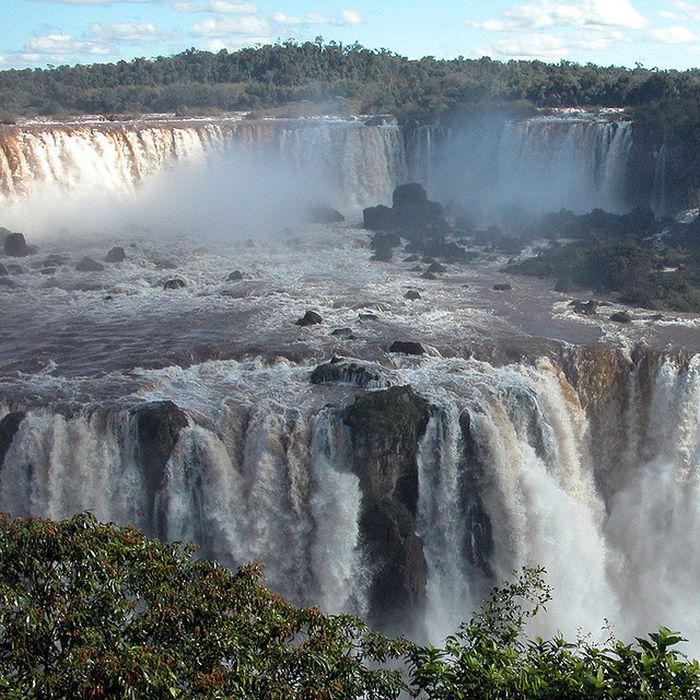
[2,40,700,121]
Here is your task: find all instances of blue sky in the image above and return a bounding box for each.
[2,0,700,70]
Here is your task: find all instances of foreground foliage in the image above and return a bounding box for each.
[2,514,700,699]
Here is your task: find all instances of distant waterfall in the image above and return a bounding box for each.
[407,115,634,216]
[3,348,700,649]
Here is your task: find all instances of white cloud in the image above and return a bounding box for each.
[671,1,700,22]
[201,36,269,51]
[42,0,155,5]
[473,0,647,33]
[646,25,697,43]
[0,55,5,64]
[190,15,270,36]
[477,33,571,60]
[90,22,173,43]
[24,33,110,57]
[172,0,257,13]
[341,9,363,25]
[271,11,331,26]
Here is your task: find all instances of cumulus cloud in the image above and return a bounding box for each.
[646,25,697,44]
[190,15,270,37]
[90,22,173,43]
[340,9,363,25]
[271,9,364,27]
[671,1,700,23]
[24,33,110,57]
[172,0,257,13]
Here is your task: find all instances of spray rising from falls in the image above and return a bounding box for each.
[2,348,699,648]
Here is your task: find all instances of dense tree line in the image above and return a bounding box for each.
[2,40,700,121]
[3,513,700,698]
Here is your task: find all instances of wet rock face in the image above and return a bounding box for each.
[0,412,26,471]
[343,385,430,631]
[310,357,391,389]
[4,232,36,257]
[132,401,188,535]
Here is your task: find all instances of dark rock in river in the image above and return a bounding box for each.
[610,311,632,323]
[389,341,426,356]
[76,257,105,272]
[105,246,127,263]
[570,299,599,316]
[4,232,36,257]
[0,412,26,471]
[330,327,354,338]
[163,278,186,290]
[132,401,189,537]
[227,270,243,282]
[426,261,446,274]
[343,385,430,632]
[404,290,421,300]
[296,310,323,326]
[310,357,389,388]
[420,271,437,280]
[363,204,395,231]
[306,205,345,224]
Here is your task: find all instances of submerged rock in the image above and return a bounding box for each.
[310,357,390,388]
[163,278,186,290]
[330,327,354,338]
[610,311,632,323]
[226,270,244,282]
[404,290,421,300]
[493,283,512,291]
[76,257,105,272]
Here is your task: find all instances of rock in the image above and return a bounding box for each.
[610,311,632,323]
[296,310,323,326]
[330,327,354,338]
[359,312,379,321]
[426,261,446,274]
[4,232,35,257]
[76,257,105,272]
[105,246,127,263]
[39,268,56,275]
[343,385,430,630]
[163,278,186,290]
[420,271,437,280]
[392,183,428,208]
[227,270,244,282]
[493,283,512,291]
[389,341,426,356]
[570,299,599,316]
[363,204,395,231]
[132,401,188,537]
[154,260,178,270]
[0,411,25,470]
[0,227,12,246]
[0,263,7,276]
[306,205,345,224]
[404,290,421,300]
[310,357,389,388]
[403,254,419,262]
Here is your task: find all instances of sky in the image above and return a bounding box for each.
[2,0,700,70]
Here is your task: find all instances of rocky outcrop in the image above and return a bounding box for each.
[105,246,126,263]
[4,232,36,257]
[0,412,25,471]
[343,385,430,631]
[389,341,426,356]
[296,310,323,326]
[131,401,189,536]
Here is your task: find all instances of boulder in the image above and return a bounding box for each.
[404,290,421,300]
[420,271,437,280]
[296,310,323,326]
[310,357,389,388]
[426,261,446,274]
[227,270,244,282]
[306,205,345,224]
[570,299,599,316]
[76,257,105,272]
[163,278,186,290]
[363,204,395,231]
[105,246,127,263]
[359,312,379,321]
[389,341,426,356]
[4,232,36,257]
[610,311,632,323]
[493,283,512,291]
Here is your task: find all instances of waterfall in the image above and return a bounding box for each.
[652,143,668,214]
